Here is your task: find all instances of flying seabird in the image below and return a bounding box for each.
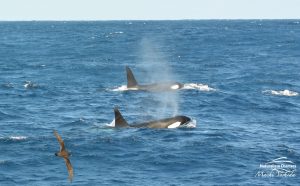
[54,130,73,182]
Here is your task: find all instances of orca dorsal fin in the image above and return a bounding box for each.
[114,107,129,128]
[126,66,138,88]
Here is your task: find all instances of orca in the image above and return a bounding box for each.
[126,66,184,91]
[113,107,191,128]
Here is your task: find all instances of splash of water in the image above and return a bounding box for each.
[24,81,38,89]
[10,136,28,140]
[106,119,115,127]
[263,89,298,97]
[0,136,28,141]
[183,83,216,91]
[109,85,137,91]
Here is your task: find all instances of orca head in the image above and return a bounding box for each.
[167,116,191,128]
[178,116,191,125]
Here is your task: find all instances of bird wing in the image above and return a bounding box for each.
[64,157,73,182]
[54,130,65,151]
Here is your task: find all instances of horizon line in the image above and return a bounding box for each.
[0,18,300,22]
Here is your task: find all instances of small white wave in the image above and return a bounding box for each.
[10,136,27,140]
[110,85,128,91]
[1,136,28,141]
[24,81,38,89]
[109,31,124,35]
[109,85,138,92]
[106,119,115,127]
[183,83,216,91]
[263,89,299,97]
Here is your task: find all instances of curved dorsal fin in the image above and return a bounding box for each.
[126,66,138,88]
[114,107,129,127]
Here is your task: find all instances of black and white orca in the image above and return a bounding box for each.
[113,107,191,129]
[126,66,184,91]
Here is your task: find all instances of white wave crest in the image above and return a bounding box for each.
[110,85,137,92]
[10,136,27,140]
[263,89,299,97]
[0,136,28,141]
[24,81,38,89]
[109,31,124,35]
[183,83,216,91]
[106,119,116,127]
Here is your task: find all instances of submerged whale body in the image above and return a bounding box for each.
[113,108,191,128]
[126,66,183,91]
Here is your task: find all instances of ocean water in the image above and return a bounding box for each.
[0,20,300,185]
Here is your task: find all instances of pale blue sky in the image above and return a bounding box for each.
[0,0,299,20]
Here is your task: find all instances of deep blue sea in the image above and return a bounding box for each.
[0,20,300,185]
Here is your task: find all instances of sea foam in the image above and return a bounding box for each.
[24,81,39,89]
[106,119,116,127]
[183,83,216,91]
[0,136,28,141]
[110,85,138,92]
[263,89,299,97]
[9,136,28,140]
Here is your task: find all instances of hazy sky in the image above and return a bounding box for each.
[0,0,299,20]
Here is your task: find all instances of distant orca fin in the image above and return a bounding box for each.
[114,107,129,128]
[126,66,138,88]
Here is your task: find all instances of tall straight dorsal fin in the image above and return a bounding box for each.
[114,107,129,128]
[126,66,138,88]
